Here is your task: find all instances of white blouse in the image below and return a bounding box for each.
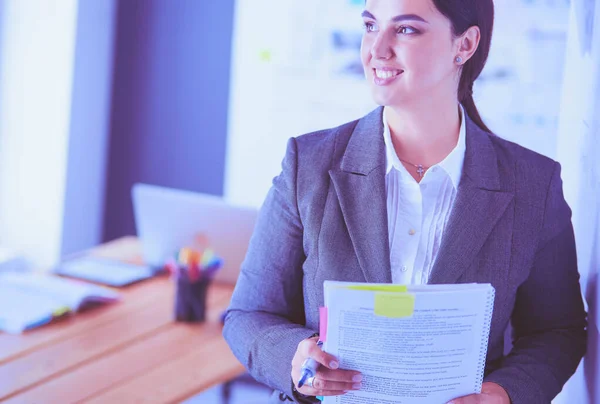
[383,104,467,285]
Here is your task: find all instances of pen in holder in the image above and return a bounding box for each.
[174,271,211,322]
[166,246,223,323]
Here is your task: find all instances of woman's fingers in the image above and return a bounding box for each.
[291,366,361,388]
[291,367,360,396]
[298,338,340,369]
[307,389,349,397]
[316,367,363,383]
[309,374,360,391]
[291,335,362,397]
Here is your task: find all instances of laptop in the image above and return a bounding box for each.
[131,183,259,285]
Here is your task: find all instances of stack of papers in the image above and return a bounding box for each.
[0,272,120,334]
[321,281,495,404]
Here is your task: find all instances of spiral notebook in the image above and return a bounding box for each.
[321,281,495,404]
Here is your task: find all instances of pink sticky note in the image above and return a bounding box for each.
[319,306,328,343]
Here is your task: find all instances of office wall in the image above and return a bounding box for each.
[61,0,116,256]
[553,1,600,403]
[103,0,234,241]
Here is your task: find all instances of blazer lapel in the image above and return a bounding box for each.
[428,115,514,284]
[329,107,392,283]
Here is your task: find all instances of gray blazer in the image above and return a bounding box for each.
[223,107,587,403]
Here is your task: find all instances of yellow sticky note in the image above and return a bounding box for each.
[347,285,408,293]
[374,292,415,318]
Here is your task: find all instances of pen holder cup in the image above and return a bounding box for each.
[174,275,211,323]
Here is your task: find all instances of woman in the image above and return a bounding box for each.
[223,1,587,403]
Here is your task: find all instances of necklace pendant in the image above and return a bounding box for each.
[416,165,425,178]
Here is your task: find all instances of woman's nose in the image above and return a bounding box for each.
[371,32,393,60]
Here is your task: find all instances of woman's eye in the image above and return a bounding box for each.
[398,26,418,35]
[363,22,377,32]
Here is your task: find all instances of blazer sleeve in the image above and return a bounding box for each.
[484,162,588,403]
[223,137,316,400]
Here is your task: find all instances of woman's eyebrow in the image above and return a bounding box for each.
[361,10,429,24]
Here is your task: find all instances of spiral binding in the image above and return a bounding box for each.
[474,286,495,391]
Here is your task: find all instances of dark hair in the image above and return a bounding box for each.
[432,0,494,133]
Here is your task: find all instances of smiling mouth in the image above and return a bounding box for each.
[373,68,403,79]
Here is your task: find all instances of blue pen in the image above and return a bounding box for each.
[298,341,323,388]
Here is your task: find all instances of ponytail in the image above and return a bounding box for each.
[432,0,495,134]
[459,82,492,134]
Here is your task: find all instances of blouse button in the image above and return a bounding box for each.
[408,229,416,236]
[401,266,408,272]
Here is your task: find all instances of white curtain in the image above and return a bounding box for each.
[554,0,600,402]
[0,0,78,268]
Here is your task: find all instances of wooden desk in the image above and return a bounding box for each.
[0,237,245,403]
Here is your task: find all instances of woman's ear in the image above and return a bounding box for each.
[455,26,481,64]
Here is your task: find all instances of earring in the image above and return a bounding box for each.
[455,56,463,64]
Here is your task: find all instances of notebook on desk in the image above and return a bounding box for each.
[132,183,258,285]
[0,272,120,334]
[54,256,156,287]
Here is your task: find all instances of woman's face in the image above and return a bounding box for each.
[361,0,459,107]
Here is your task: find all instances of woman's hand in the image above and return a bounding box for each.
[446,382,511,404]
[291,335,362,397]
